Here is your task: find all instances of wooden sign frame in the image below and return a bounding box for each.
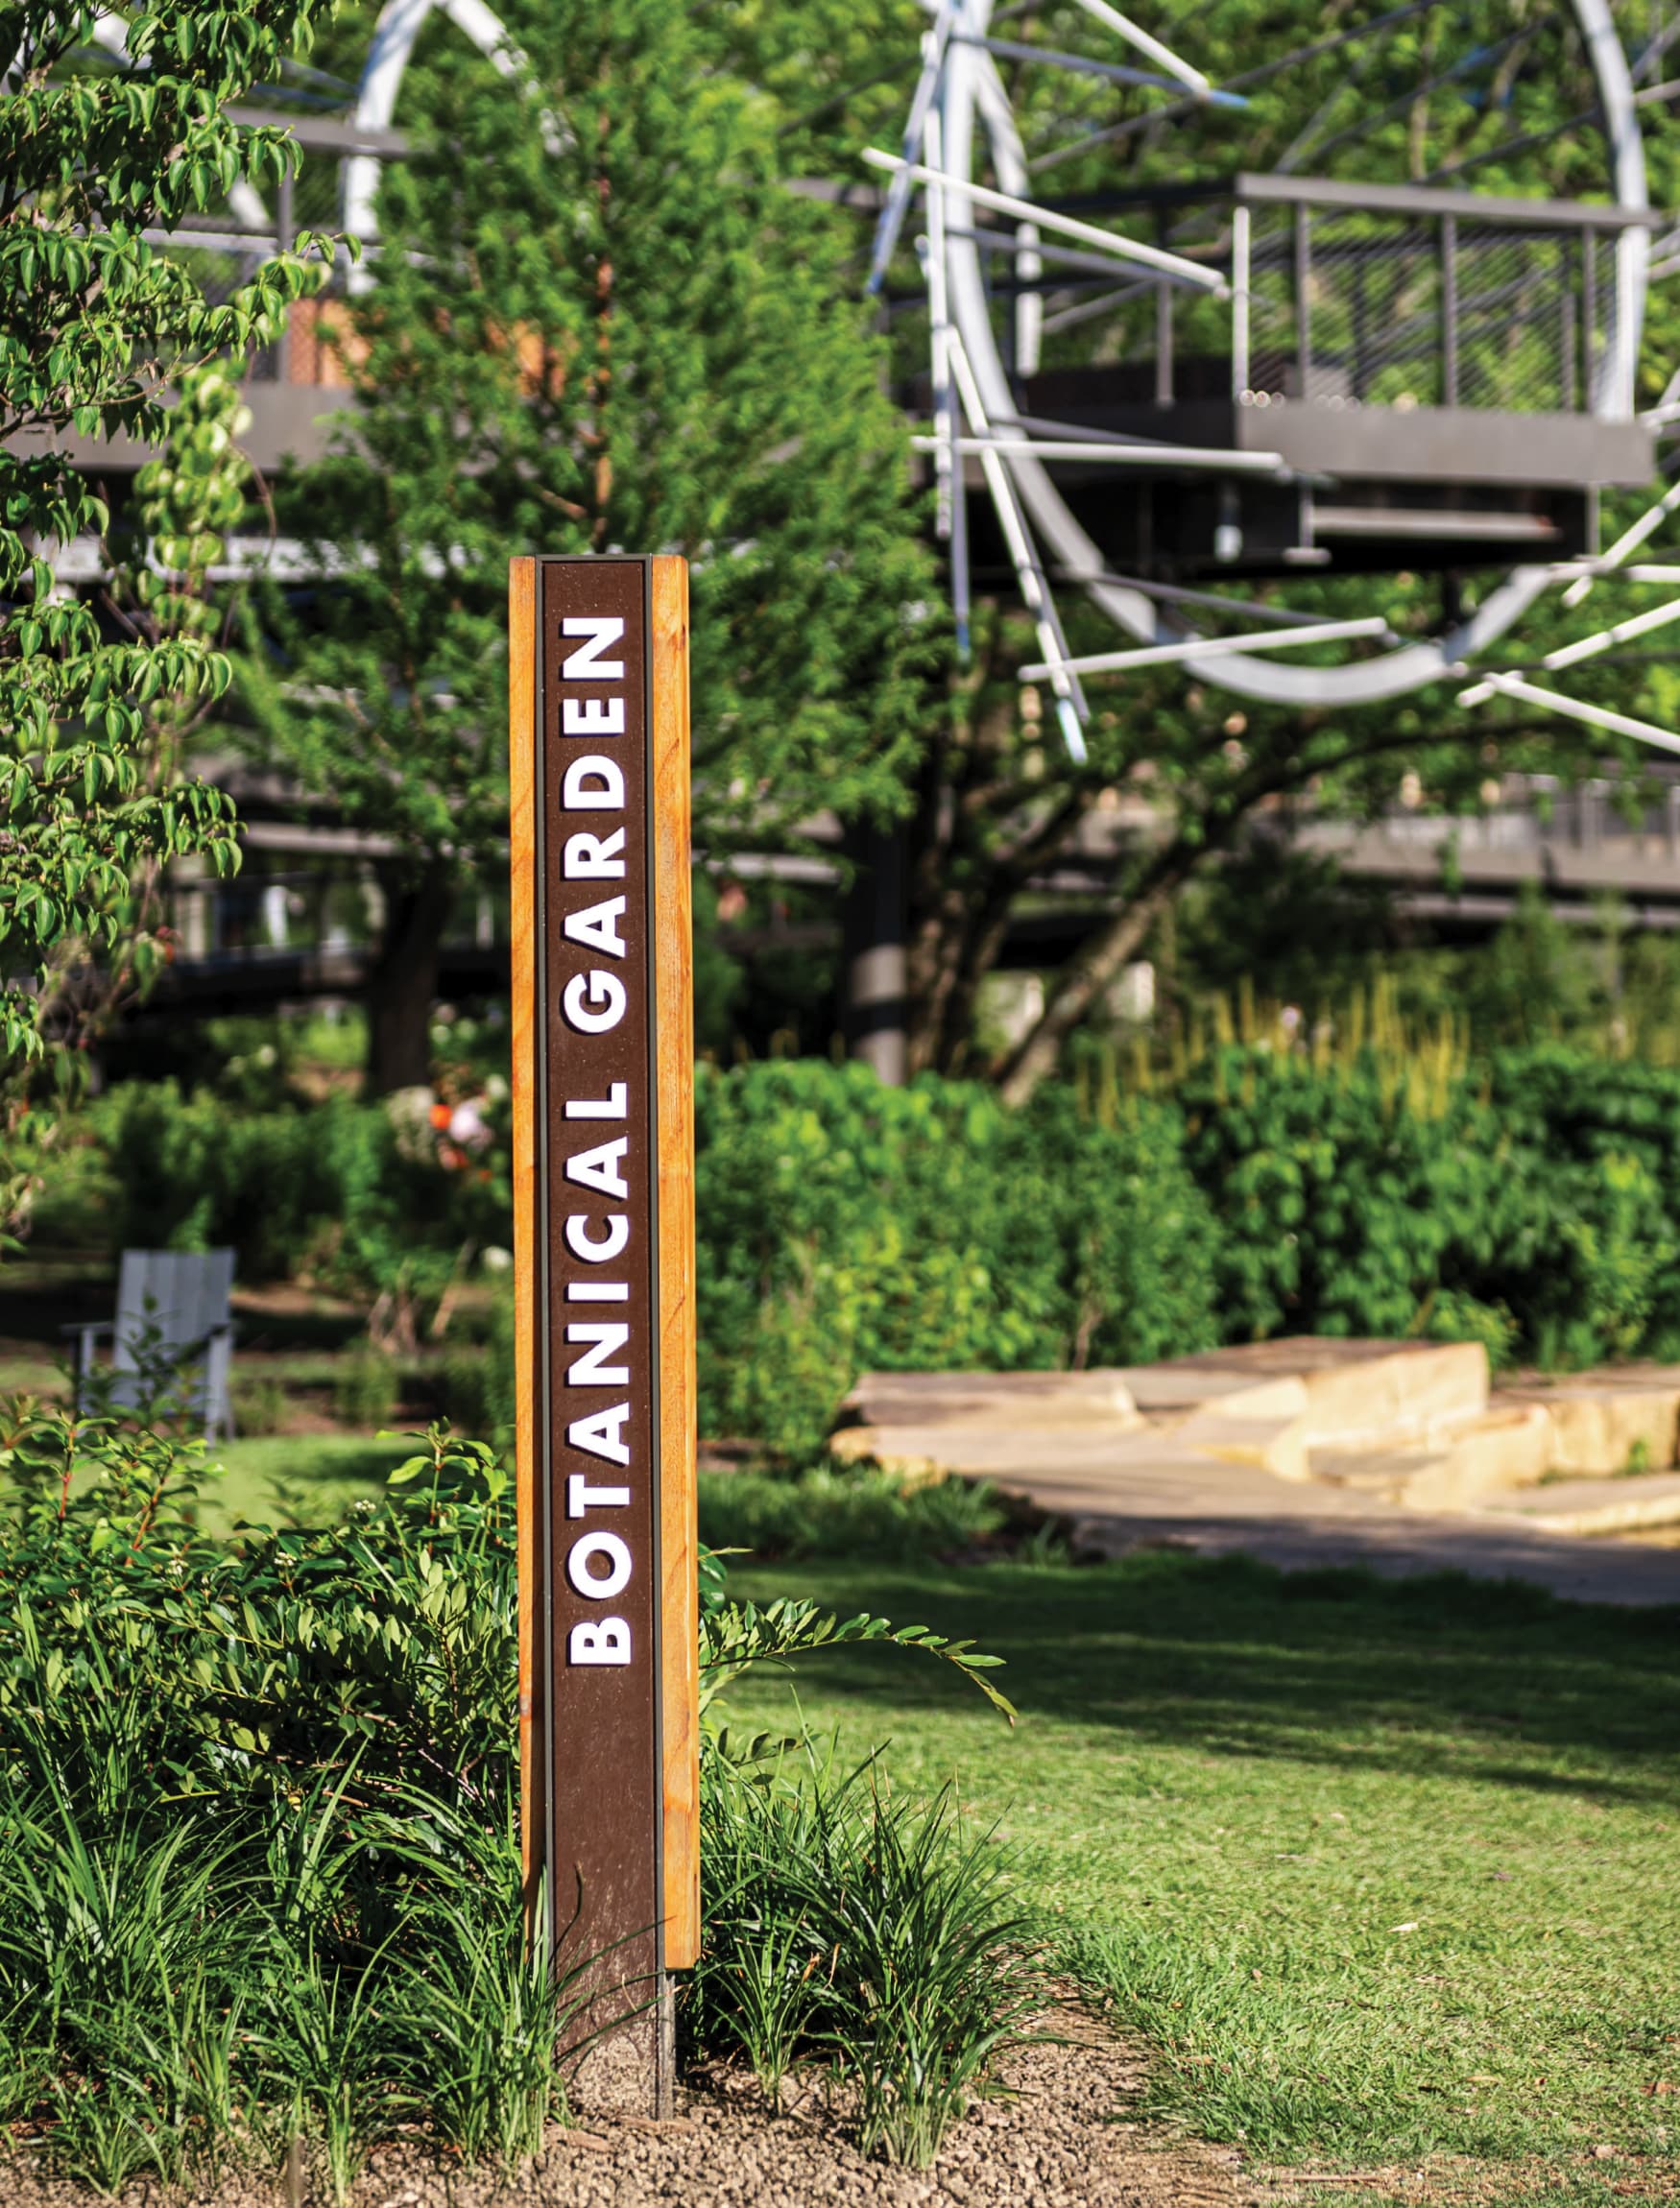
[509,555,697,2110]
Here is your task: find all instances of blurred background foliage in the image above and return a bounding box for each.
[23,914,1680,1458]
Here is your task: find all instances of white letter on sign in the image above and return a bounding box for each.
[566,1472,631,1517]
[565,1136,628,1198]
[564,829,625,879]
[569,1618,632,1666]
[564,897,626,957]
[561,615,625,680]
[568,1530,632,1598]
[563,971,625,1033]
[565,1213,629,1261]
[563,756,625,810]
[566,1322,631,1385]
[566,1085,628,1121]
[569,1402,631,1463]
[563,695,626,737]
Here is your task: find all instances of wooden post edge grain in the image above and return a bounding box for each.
[651,555,700,1971]
[507,558,542,1919]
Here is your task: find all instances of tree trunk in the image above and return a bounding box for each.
[841,820,909,1085]
[996,853,1194,1109]
[366,864,453,1096]
[903,655,1054,1078]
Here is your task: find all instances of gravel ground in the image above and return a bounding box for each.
[5,2007,1259,2208]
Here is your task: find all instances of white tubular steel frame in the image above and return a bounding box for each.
[334,0,1679,755]
[343,0,532,285]
[911,0,1669,750]
[84,0,1680,760]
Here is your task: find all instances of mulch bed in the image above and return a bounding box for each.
[6,2005,1259,2208]
[21,2006,1658,2205]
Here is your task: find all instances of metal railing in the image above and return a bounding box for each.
[1234,176,1644,418]
[1024,173,1658,423]
[1296,770,1680,898]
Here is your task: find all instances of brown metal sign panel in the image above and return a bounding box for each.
[509,553,696,2107]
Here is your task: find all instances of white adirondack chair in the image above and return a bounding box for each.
[68,1249,237,1438]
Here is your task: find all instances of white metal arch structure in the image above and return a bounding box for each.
[342,0,527,284]
[883,0,1668,743]
[86,0,1680,757]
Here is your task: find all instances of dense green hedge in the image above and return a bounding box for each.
[693,1048,1680,1440]
[39,1046,1680,1448]
[74,1079,508,1299]
[1176,1044,1680,1370]
[694,1062,1218,1450]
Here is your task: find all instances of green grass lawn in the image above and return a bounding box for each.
[0,1350,61,1394]
[199,1432,415,1533]
[727,1553,1680,2206]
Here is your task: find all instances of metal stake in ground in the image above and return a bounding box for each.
[508,554,699,2115]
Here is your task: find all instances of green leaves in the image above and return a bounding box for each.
[256,0,938,999]
[1,0,335,1082]
[693,1058,1219,1451]
[696,1749,1040,2161]
[698,1590,1018,1721]
[1167,1026,1680,1366]
[0,1361,1028,2177]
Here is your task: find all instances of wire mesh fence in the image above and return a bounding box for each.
[1245,204,1608,413]
[1022,184,1625,420]
[1248,212,1442,407]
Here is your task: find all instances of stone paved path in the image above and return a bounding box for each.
[857,1417,1680,1607]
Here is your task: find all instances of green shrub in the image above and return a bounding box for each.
[232,1375,287,1436]
[93,1080,387,1282]
[1483,1047,1680,1361]
[332,1347,399,1428]
[87,1080,506,1293]
[1175,1043,1680,1366]
[0,1413,539,2196]
[695,1061,1219,1452]
[1174,1043,1513,1346]
[694,1749,1039,2164]
[0,1404,1018,2181]
[441,1290,516,1444]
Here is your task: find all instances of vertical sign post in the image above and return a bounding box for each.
[509,555,698,2114]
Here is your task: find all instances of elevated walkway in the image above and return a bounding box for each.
[1297,771,1680,926]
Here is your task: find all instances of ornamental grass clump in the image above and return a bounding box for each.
[821,1787,1041,2167]
[694,1747,1042,2166]
[0,1391,1019,2187]
[0,1405,568,2197]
